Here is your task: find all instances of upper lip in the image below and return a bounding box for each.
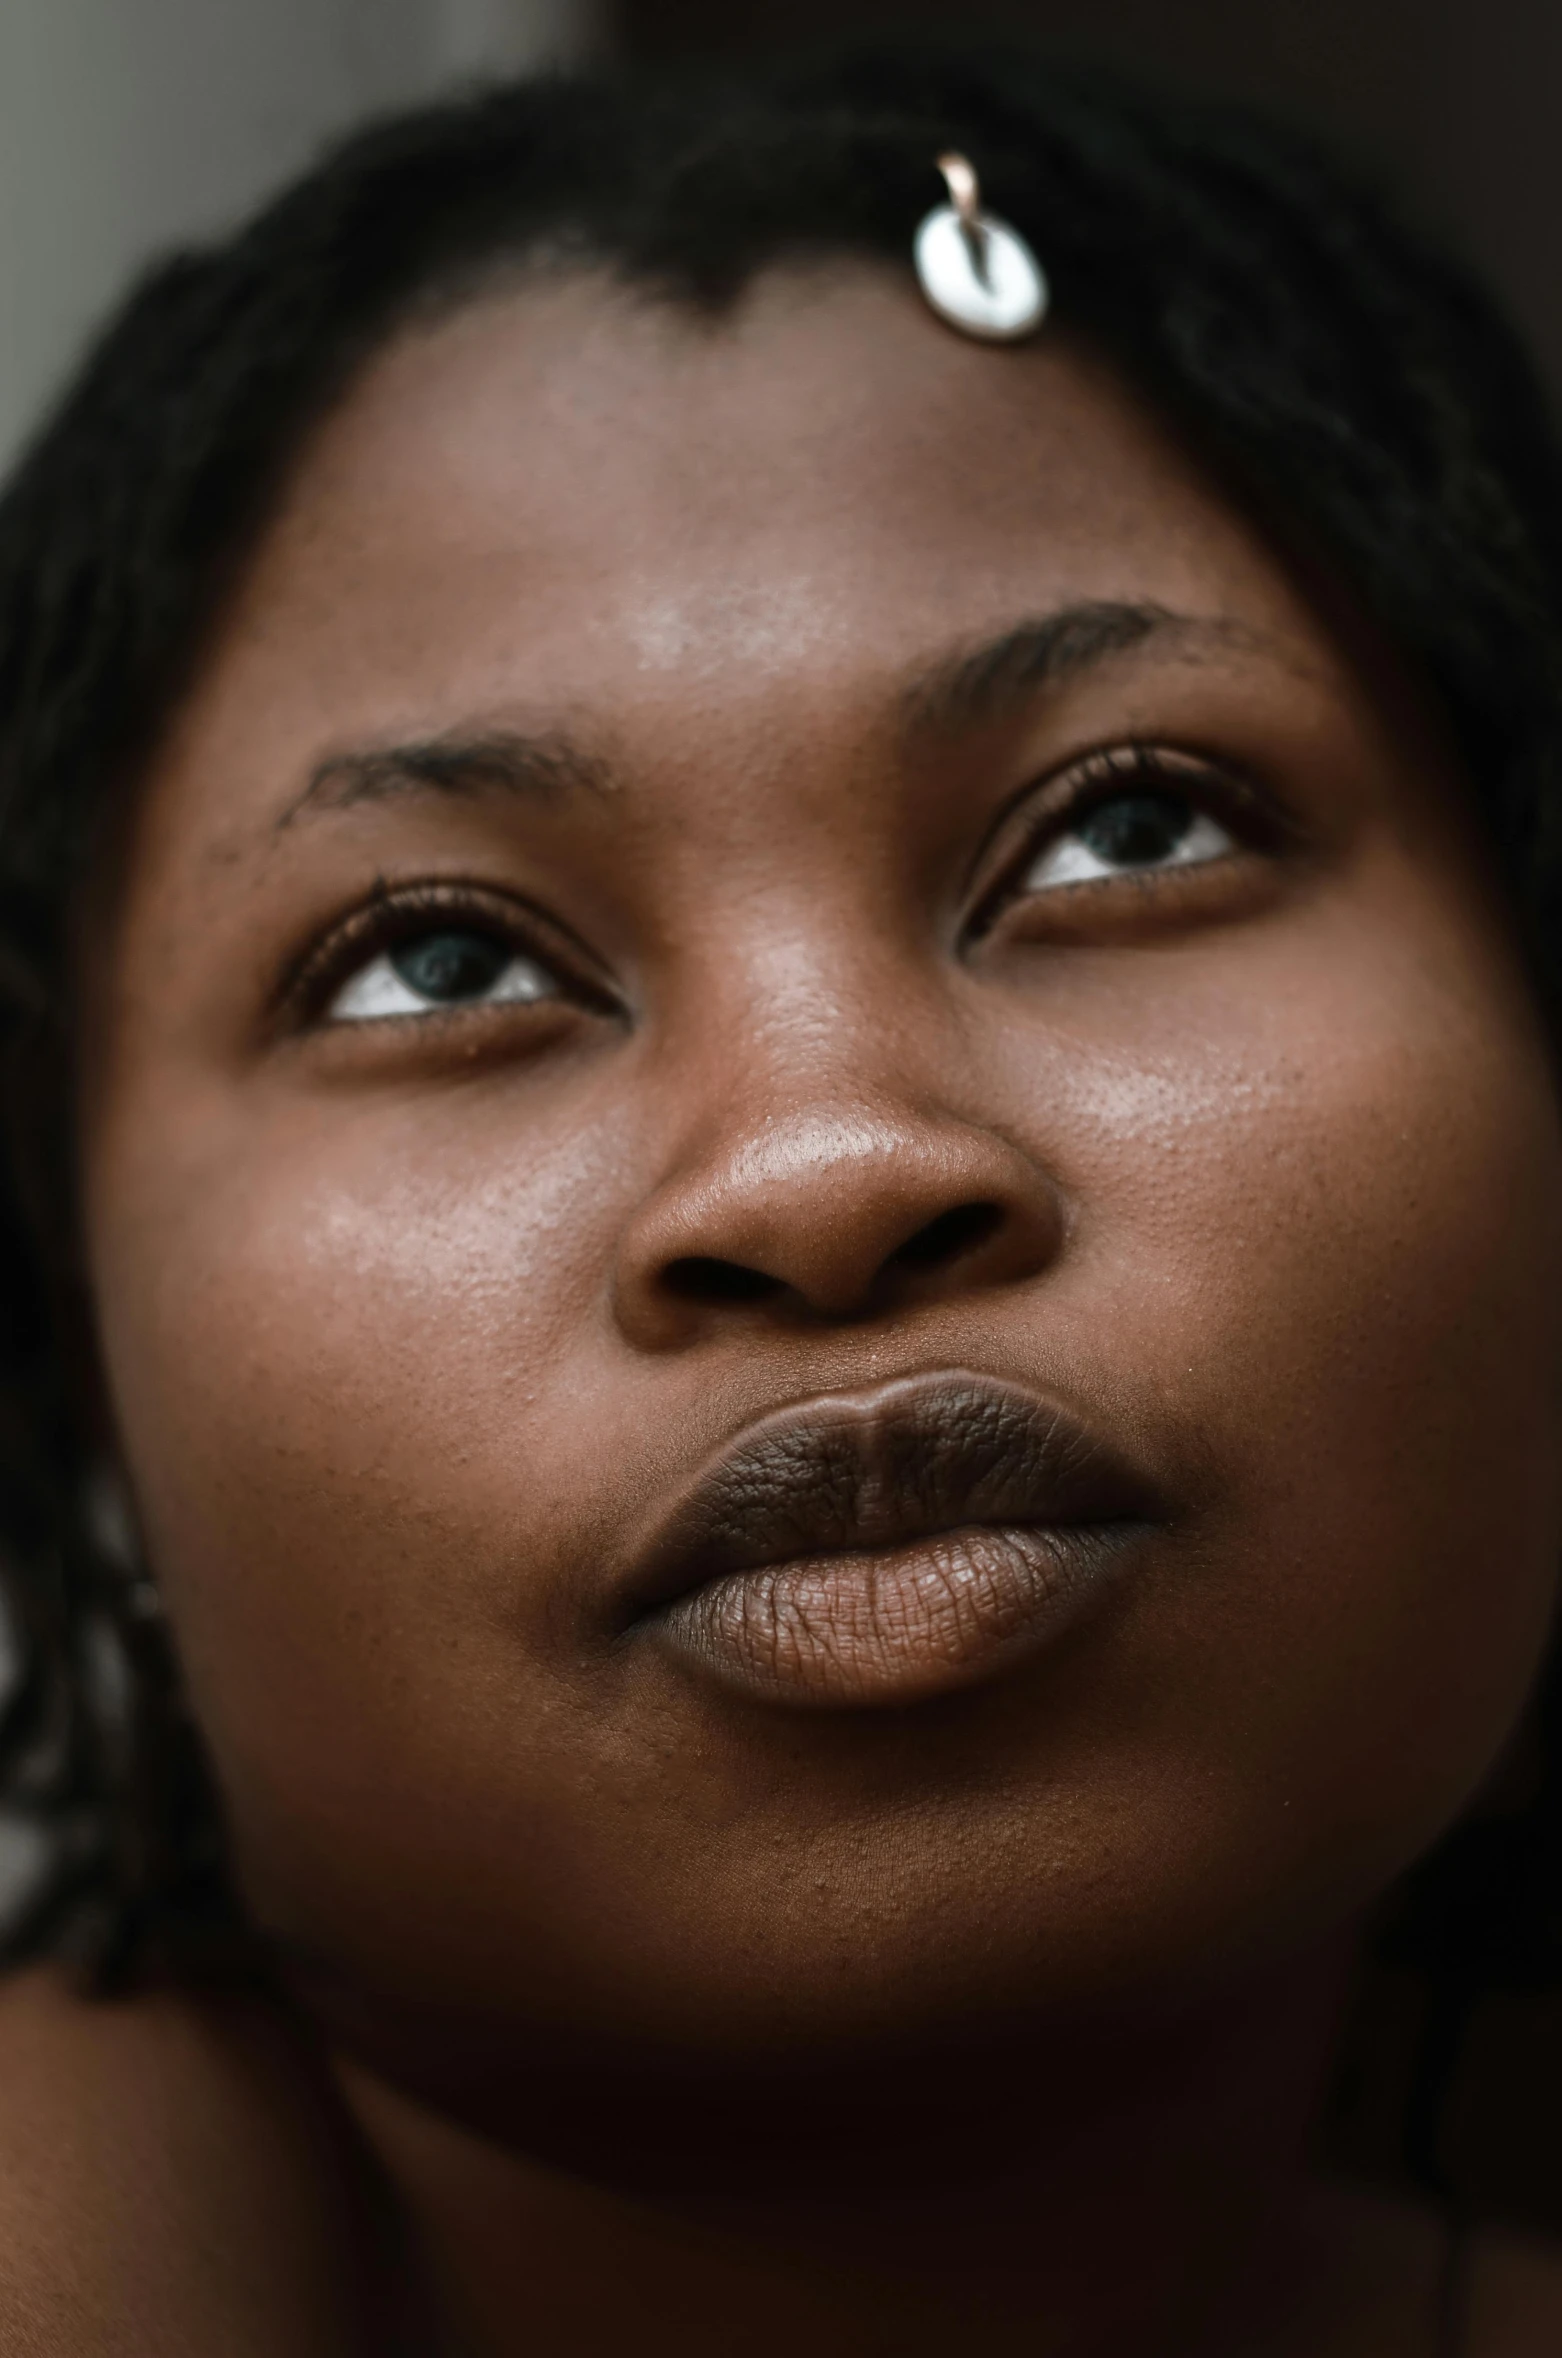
[623,1369,1161,1619]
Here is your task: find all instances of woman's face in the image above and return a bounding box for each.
[81,267,1562,2106]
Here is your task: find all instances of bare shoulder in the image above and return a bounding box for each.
[1469,2225,1562,2357]
[0,1965,375,2356]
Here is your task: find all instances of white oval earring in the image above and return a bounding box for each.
[914,151,1049,343]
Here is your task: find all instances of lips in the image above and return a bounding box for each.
[625,1371,1159,1709]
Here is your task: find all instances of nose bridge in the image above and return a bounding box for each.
[701,881,904,1057]
[662,903,974,1202]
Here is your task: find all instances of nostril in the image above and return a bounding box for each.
[663,1256,788,1306]
[887,1201,1003,1272]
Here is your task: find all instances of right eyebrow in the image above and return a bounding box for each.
[899,600,1274,744]
[276,728,614,830]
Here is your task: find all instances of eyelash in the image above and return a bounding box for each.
[285,745,1275,1029]
[972,742,1272,924]
[283,880,594,1026]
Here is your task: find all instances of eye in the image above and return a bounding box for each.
[1022,787,1235,892]
[329,925,561,1022]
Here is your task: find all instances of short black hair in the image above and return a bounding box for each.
[0,38,1558,2191]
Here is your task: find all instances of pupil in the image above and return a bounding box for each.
[390,930,509,1003]
[1079,790,1191,868]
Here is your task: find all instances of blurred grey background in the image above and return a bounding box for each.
[3,0,1560,469]
[0,0,597,464]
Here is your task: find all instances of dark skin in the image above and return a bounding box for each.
[4,262,1562,2352]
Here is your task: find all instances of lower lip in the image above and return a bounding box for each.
[651,1524,1140,1709]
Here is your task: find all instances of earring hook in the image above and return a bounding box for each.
[937,151,991,288]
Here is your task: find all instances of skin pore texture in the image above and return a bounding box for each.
[6,262,1562,2353]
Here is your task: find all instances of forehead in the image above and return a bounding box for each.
[182,264,1345,770]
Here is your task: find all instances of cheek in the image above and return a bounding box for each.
[86,1085,645,1802]
[997,914,1562,1949]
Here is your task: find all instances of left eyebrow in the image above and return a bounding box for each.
[898,601,1275,744]
[276,728,615,830]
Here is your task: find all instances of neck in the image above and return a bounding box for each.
[323,1946,1437,2358]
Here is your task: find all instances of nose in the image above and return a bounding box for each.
[613,1097,1063,1348]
